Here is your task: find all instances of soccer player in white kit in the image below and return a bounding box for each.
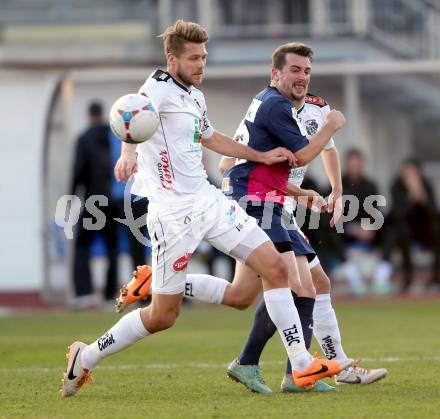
[61,21,351,397]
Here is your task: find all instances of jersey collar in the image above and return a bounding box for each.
[269,85,305,113]
[166,70,192,93]
[297,103,305,114]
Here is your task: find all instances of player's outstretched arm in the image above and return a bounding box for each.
[321,146,343,227]
[295,110,346,167]
[114,143,138,182]
[203,130,296,166]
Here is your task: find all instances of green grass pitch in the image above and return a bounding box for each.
[1,300,439,418]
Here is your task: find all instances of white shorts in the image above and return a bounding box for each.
[147,187,270,295]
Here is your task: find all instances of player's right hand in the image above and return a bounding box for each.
[114,153,138,182]
[325,109,346,131]
[261,147,297,166]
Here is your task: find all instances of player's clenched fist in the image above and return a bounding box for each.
[324,109,346,131]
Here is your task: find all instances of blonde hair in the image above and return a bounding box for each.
[271,42,313,70]
[161,19,209,56]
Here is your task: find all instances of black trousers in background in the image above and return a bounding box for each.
[129,196,150,268]
[72,197,149,300]
[384,208,440,291]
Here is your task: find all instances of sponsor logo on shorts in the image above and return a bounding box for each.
[283,324,301,346]
[98,333,115,351]
[172,252,193,272]
[321,335,337,359]
[235,216,250,232]
[157,150,174,190]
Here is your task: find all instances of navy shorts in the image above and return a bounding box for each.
[282,206,317,262]
[288,228,316,262]
[245,201,316,261]
[246,202,291,245]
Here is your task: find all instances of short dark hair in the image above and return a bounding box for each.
[89,102,103,118]
[403,157,421,168]
[271,42,313,70]
[345,148,364,160]
[161,19,209,57]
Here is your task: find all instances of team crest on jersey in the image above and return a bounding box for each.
[305,119,319,136]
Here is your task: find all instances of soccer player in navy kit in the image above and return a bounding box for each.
[222,44,387,392]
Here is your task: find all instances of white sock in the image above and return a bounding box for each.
[313,294,347,361]
[263,288,312,371]
[81,308,149,370]
[184,274,229,304]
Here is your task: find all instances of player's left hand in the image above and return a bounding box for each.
[311,194,328,213]
[328,190,343,227]
[260,147,297,166]
[115,152,138,182]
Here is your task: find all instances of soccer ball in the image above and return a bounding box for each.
[109,93,159,143]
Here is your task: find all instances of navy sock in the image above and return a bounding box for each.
[238,297,277,365]
[285,295,315,375]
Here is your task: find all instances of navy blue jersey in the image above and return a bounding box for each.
[223,86,308,204]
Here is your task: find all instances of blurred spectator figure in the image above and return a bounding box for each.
[297,174,345,276]
[70,102,148,309]
[340,149,392,295]
[386,158,440,293]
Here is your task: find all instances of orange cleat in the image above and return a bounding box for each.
[293,355,353,389]
[115,265,152,313]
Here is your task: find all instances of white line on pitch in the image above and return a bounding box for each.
[1,356,440,373]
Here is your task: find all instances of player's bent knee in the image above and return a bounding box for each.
[148,313,178,332]
[229,294,254,310]
[312,269,331,294]
[146,307,180,332]
[296,283,316,298]
[264,256,289,288]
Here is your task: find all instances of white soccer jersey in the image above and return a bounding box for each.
[284,94,335,215]
[131,69,214,203]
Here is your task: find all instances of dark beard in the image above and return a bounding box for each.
[176,71,193,88]
[292,92,306,101]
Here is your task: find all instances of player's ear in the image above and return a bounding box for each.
[167,52,177,66]
[271,67,280,83]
